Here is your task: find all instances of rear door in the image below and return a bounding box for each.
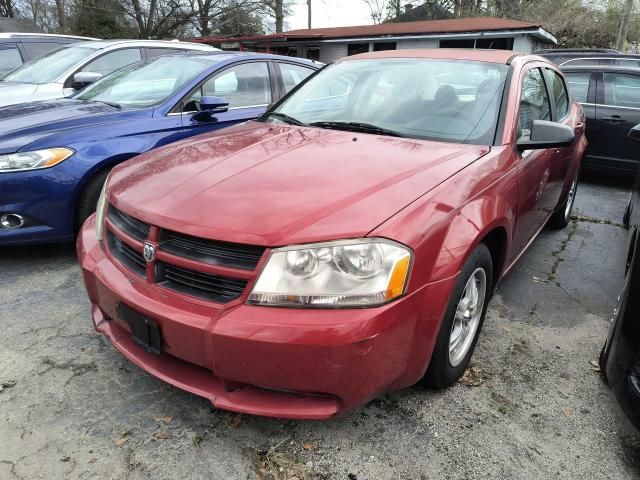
[0,43,23,76]
[591,70,640,172]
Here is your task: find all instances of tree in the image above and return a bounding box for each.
[216,2,263,35]
[71,0,136,38]
[258,0,293,33]
[0,0,16,17]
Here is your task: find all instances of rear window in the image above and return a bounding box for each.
[603,73,640,109]
[546,69,570,118]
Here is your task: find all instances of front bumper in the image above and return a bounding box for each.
[78,215,456,419]
[0,167,79,245]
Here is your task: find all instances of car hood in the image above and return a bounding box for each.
[0,99,148,153]
[109,122,490,246]
[0,82,57,107]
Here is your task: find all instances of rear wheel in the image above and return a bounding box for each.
[423,243,493,388]
[549,174,578,229]
[75,169,110,232]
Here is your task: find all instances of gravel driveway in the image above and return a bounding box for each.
[1,176,639,480]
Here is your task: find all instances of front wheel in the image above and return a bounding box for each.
[423,243,493,388]
[549,174,578,229]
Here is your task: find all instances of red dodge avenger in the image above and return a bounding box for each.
[78,49,586,419]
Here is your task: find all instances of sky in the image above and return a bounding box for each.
[286,0,375,30]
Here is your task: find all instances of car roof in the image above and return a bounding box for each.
[0,32,98,40]
[160,50,320,66]
[535,48,619,54]
[69,39,218,51]
[560,65,640,74]
[342,48,524,64]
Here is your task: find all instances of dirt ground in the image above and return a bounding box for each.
[1,175,639,480]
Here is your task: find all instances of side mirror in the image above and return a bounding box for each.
[629,124,640,142]
[517,120,575,151]
[199,96,229,113]
[72,71,103,90]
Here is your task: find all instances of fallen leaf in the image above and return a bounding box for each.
[590,360,599,368]
[153,431,172,440]
[230,413,244,429]
[88,458,97,464]
[459,366,489,387]
[560,406,573,418]
[302,442,316,450]
[154,415,173,424]
[114,437,129,446]
[0,380,16,392]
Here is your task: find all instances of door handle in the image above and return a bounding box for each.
[602,115,625,123]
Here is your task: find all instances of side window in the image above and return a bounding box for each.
[0,47,23,75]
[186,62,271,110]
[546,69,570,118]
[603,73,640,109]
[518,67,551,136]
[23,41,61,60]
[82,48,142,76]
[146,48,184,59]
[564,72,591,103]
[279,63,314,93]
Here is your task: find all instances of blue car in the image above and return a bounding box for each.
[0,52,319,245]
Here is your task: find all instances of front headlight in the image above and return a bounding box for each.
[95,177,109,241]
[248,238,412,308]
[0,148,74,173]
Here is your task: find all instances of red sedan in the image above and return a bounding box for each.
[78,49,586,419]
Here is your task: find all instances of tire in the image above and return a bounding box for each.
[75,169,111,232]
[548,173,578,229]
[623,200,631,229]
[423,243,494,388]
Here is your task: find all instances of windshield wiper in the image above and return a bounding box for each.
[309,121,405,138]
[264,112,307,126]
[94,100,122,110]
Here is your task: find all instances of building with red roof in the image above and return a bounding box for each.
[194,17,557,62]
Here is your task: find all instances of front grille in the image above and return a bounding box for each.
[107,230,146,276]
[108,206,150,242]
[157,262,248,302]
[160,230,265,270]
[106,204,262,304]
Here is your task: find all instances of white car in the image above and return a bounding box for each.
[0,39,218,107]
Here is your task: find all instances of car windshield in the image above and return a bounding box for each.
[1,45,98,84]
[267,58,509,145]
[75,55,217,108]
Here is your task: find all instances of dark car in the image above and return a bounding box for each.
[561,65,640,174]
[535,48,621,65]
[0,33,97,76]
[600,124,640,430]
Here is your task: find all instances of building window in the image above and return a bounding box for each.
[440,38,514,50]
[373,42,396,52]
[347,43,369,56]
[440,39,475,48]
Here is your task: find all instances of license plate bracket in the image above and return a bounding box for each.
[116,303,162,355]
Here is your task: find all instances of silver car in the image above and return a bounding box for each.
[0,39,218,107]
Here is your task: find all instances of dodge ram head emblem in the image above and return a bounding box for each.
[143,242,156,262]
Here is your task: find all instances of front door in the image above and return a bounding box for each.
[180,61,274,136]
[511,66,556,261]
[591,70,640,172]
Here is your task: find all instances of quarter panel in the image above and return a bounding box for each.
[371,148,518,288]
